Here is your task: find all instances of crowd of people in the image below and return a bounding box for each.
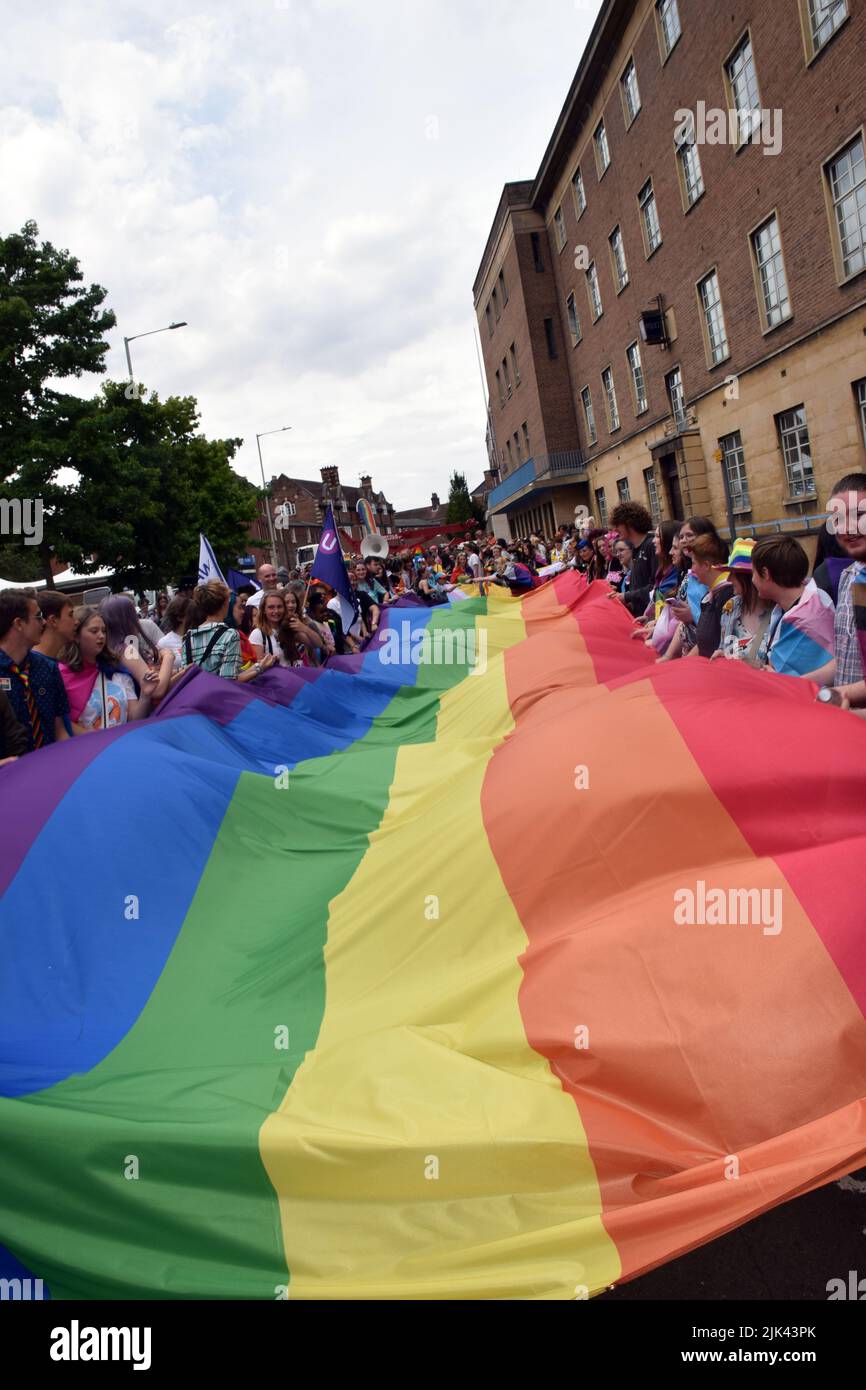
[2,469,865,765]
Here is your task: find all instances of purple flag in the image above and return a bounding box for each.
[310,504,357,633]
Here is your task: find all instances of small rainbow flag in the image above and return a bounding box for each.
[1,575,864,1299]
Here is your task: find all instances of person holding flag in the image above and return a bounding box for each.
[311,505,361,649]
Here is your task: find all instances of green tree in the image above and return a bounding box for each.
[57,382,257,589]
[446,471,483,526]
[0,220,116,584]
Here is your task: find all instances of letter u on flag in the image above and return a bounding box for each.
[198,534,226,586]
[311,505,356,633]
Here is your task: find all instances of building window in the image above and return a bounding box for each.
[506,439,514,471]
[522,421,531,457]
[530,231,545,273]
[572,166,586,218]
[638,178,662,256]
[586,261,603,321]
[854,378,866,451]
[720,432,751,511]
[514,431,522,463]
[805,0,848,58]
[751,214,791,329]
[602,368,620,432]
[554,206,567,250]
[644,467,662,522]
[626,341,648,413]
[502,355,512,396]
[725,33,762,146]
[698,270,730,365]
[566,291,582,346]
[595,487,608,527]
[492,286,500,321]
[676,127,704,209]
[826,135,866,281]
[543,317,558,359]
[581,386,597,444]
[609,225,629,292]
[666,365,686,425]
[617,478,631,503]
[777,406,816,497]
[656,0,682,60]
[485,303,494,336]
[621,58,641,126]
[498,268,508,304]
[495,368,505,407]
[510,342,521,385]
[594,120,611,177]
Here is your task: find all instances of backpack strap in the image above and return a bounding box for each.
[199,624,229,667]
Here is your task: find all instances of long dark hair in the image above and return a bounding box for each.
[101,595,158,663]
[655,519,682,583]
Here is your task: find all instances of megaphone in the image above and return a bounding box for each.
[361,533,390,560]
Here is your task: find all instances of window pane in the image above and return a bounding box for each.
[566,292,581,345]
[554,206,566,249]
[595,487,608,526]
[720,431,751,510]
[828,137,866,278]
[627,342,648,411]
[644,467,662,522]
[753,215,790,326]
[699,271,730,363]
[572,167,586,216]
[639,179,662,254]
[777,406,816,495]
[808,0,847,52]
[602,368,620,431]
[610,226,629,289]
[582,387,597,443]
[595,121,610,173]
[667,366,686,423]
[622,59,641,122]
[657,0,682,56]
[678,138,704,206]
[727,36,761,144]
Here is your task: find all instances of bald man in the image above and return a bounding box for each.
[245,562,280,611]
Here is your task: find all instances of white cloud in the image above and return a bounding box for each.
[0,0,594,509]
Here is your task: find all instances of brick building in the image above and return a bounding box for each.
[249,468,396,571]
[474,0,866,542]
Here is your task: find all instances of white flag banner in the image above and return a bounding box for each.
[198,533,226,586]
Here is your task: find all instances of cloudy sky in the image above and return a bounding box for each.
[1,0,597,509]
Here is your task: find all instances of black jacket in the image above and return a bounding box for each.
[0,688,29,761]
[623,535,657,615]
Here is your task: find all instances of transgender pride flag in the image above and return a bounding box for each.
[765,578,835,677]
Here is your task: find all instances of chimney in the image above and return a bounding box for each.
[320,466,340,492]
[431,492,440,510]
[360,475,372,496]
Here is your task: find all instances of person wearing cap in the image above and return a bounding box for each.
[711,539,772,663]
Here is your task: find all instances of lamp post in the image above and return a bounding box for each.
[123,321,187,396]
[256,426,292,567]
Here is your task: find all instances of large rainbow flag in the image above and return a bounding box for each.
[1,574,865,1300]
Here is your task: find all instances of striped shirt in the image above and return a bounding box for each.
[834,563,866,686]
[181,624,242,681]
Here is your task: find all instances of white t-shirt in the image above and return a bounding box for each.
[79,671,136,730]
[467,553,483,579]
[249,627,292,668]
[158,631,183,671]
[244,588,273,610]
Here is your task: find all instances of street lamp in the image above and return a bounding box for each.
[256,426,292,567]
[123,321,188,395]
